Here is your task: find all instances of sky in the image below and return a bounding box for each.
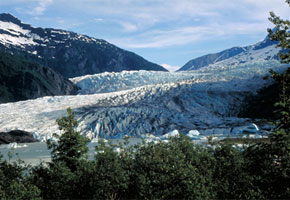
[1,0,290,71]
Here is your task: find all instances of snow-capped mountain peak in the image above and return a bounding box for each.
[0,13,37,47]
[0,13,23,25]
[178,35,279,71]
[0,13,167,78]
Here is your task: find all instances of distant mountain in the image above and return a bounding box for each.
[178,35,279,71]
[0,13,167,78]
[0,52,78,103]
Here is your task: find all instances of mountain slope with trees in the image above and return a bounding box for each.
[0,52,78,103]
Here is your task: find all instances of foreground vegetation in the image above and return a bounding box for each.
[0,105,289,199]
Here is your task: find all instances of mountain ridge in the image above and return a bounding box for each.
[0,13,167,78]
[178,35,279,71]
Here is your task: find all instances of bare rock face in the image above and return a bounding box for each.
[0,13,167,78]
[0,130,38,144]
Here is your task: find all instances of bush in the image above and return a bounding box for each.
[126,135,216,199]
[0,156,41,200]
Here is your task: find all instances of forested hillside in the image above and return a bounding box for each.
[0,52,78,103]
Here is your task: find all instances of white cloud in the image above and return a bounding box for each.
[161,64,180,72]
[7,0,290,48]
[118,22,138,32]
[30,0,53,15]
[109,21,268,48]
[58,0,290,48]
[94,18,104,22]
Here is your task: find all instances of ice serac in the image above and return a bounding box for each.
[178,35,279,71]
[0,13,167,78]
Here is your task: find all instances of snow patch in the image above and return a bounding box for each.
[0,21,30,35]
[0,33,37,47]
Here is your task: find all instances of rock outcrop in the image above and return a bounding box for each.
[0,130,38,144]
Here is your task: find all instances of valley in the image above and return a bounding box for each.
[0,62,287,142]
[0,13,288,145]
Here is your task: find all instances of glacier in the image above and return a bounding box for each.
[70,70,198,94]
[0,61,288,142]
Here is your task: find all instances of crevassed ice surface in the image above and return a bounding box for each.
[70,70,199,94]
[0,62,288,141]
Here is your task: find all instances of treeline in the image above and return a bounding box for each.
[0,103,290,199]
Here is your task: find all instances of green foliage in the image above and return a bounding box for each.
[268,2,290,64]
[213,143,262,199]
[243,133,290,199]
[267,0,290,132]
[266,0,290,129]
[92,140,130,199]
[126,135,215,199]
[269,68,290,131]
[31,161,77,199]
[267,1,290,184]
[47,107,89,170]
[0,156,41,200]
[237,2,290,199]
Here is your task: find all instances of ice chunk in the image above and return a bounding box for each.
[90,137,108,143]
[7,142,17,149]
[187,130,200,137]
[160,130,179,140]
[7,142,28,149]
[239,123,259,134]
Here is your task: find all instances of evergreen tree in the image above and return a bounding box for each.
[47,107,89,170]
[253,1,290,198]
[267,0,290,144]
[268,1,290,65]
[268,0,290,132]
[0,155,41,200]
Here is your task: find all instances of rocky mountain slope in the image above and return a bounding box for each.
[0,13,166,78]
[178,35,279,71]
[0,52,78,103]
